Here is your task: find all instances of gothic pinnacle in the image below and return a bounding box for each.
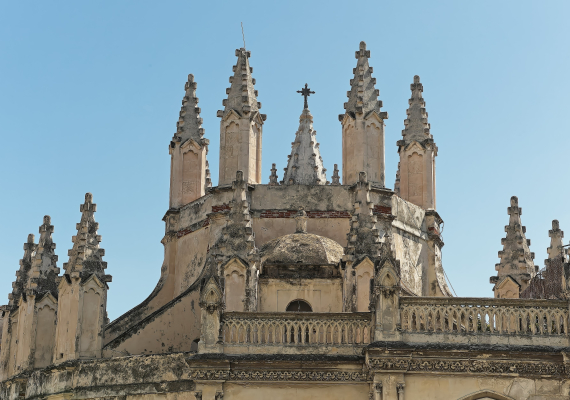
[269,163,279,186]
[217,48,266,121]
[400,75,433,146]
[63,193,110,282]
[546,219,565,265]
[492,196,537,290]
[28,216,60,297]
[282,107,327,185]
[340,41,385,119]
[8,233,36,306]
[173,74,208,146]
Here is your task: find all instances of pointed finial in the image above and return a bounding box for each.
[510,196,518,207]
[546,219,565,262]
[355,41,370,58]
[173,73,206,143]
[331,164,340,185]
[218,48,262,118]
[343,41,383,118]
[269,163,279,186]
[414,75,420,84]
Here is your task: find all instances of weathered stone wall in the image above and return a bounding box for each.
[104,184,435,350]
[2,351,568,400]
[104,286,201,356]
[258,278,343,312]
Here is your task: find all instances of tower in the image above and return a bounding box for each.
[490,196,538,298]
[169,74,210,208]
[217,48,265,185]
[396,75,437,210]
[0,233,37,379]
[54,193,111,362]
[339,41,387,186]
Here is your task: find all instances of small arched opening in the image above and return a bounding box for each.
[286,299,313,312]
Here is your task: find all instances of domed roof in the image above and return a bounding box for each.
[260,233,344,265]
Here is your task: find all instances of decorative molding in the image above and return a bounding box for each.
[258,210,351,219]
[190,369,368,382]
[368,357,568,377]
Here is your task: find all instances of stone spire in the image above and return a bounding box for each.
[219,48,261,116]
[169,74,210,207]
[546,220,565,265]
[173,74,207,145]
[282,108,327,185]
[491,196,538,297]
[399,75,433,146]
[205,161,212,189]
[27,216,59,297]
[331,164,340,185]
[394,162,401,196]
[396,75,437,210]
[268,163,279,186]
[7,234,36,306]
[342,41,383,118]
[340,41,387,186]
[217,49,265,185]
[63,193,109,281]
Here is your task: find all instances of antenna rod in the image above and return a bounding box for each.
[241,22,246,51]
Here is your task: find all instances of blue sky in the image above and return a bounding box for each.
[1,1,569,319]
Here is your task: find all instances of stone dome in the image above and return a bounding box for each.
[260,233,344,265]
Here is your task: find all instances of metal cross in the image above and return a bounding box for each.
[297,83,315,109]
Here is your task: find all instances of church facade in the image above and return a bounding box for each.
[1,42,569,400]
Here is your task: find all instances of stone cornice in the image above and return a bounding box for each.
[190,369,368,382]
[366,355,568,378]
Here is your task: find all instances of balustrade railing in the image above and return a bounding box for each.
[222,312,372,346]
[400,297,569,336]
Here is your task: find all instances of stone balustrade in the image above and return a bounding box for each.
[222,312,372,355]
[400,296,570,346]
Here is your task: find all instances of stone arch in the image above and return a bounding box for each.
[457,390,515,400]
[285,299,313,312]
[223,258,248,312]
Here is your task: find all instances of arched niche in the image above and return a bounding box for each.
[223,258,248,312]
[354,257,374,312]
[285,299,312,312]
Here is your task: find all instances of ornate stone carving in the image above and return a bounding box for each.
[367,357,568,377]
[191,369,368,382]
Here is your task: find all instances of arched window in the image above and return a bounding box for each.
[286,299,312,312]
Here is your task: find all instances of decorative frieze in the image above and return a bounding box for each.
[368,356,568,377]
[258,210,351,219]
[191,369,368,382]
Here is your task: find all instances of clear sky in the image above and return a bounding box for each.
[1,1,569,320]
